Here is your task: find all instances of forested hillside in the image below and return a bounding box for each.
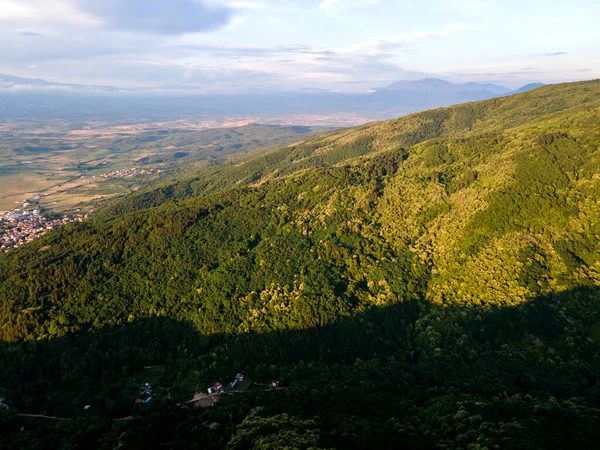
[2,80,600,449]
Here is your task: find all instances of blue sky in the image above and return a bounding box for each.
[0,0,598,93]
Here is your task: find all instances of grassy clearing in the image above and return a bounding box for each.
[129,366,165,386]
[172,371,207,402]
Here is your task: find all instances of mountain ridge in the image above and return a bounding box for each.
[1,79,600,448]
[106,78,595,214]
[2,79,599,337]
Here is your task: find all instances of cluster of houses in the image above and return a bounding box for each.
[0,204,87,253]
[204,374,282,397]
[194,396,219,408]
[140,373,282,411]
[207,373,244,396]
[134,383,154,405]
[98,167,162,180]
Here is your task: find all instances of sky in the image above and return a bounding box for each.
[0,0,599,93]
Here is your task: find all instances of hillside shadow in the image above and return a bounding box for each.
[1,286,600,448]
[2,286,599,407]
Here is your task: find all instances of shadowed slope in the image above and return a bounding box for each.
[1,287,600,449]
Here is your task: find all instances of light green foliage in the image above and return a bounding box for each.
[227,408,322,450]
[2,81,600,449]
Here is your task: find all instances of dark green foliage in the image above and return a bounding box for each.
[449,169,478,192]
[423,142,454,167]
[462,134,591,254]
[2,80,600,448]
[518,245,551,294]
[2,288,600,449]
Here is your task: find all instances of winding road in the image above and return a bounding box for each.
[1,404,133,422]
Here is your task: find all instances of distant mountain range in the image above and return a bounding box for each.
[0,73,122,92]
[367,78,541,111]
[379,78,511,95]
[0,73,545,123]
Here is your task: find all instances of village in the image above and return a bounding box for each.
[0,201,87,253]
[119,371,284,410]
[0,369,283,421]
[181,373,281,409]
[98,167,162,180]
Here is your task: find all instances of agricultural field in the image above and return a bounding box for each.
[0,122,327,213]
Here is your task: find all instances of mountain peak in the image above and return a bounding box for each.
[382,78,510,95]
[416,77,455,86]
[385,78,454,90]
[512,83,546,94]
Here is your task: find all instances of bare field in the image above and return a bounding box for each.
[0,195,24,213]
[0,173,63,195]
[43,192,119,213]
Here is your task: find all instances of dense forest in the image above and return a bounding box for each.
[2,80,600,449]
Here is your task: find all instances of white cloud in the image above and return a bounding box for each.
[536,16,563,24]
[0,0,234,35]
[75,0,232,34]
[320,0,342,7]
[443,23,486,32]
[0,0,597,93]
[439,0,489,15]
[0,0,103,27]
[339,30,451,55]
[320,0,380,10]
[227,1,266,9]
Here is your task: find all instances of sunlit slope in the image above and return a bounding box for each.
[1,80,600,342]
[109,79,600,214]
